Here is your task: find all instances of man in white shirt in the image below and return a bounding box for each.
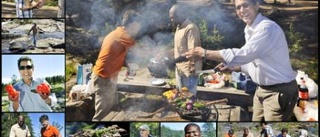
[185,0,297,121]
[10,115,31,137]
[8,56,57,112]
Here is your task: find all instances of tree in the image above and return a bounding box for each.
[202,123,216,137]
[52,121,64,133]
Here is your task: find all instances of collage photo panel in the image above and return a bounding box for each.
[1,0,319,137]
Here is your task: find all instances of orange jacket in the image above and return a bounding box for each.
[93,27,135,78]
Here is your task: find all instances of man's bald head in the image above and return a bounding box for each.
[18,115,25,127]
[169,4,187,26]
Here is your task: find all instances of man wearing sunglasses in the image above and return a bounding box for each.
[8,56,57,112]
[185,0,297,121]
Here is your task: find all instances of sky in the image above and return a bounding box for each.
[1,54,65,84]
[28,113,65,137]
[161,122,216,131]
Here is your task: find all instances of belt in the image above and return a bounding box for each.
[259,80,296,90]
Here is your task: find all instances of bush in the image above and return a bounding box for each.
[66,63,77,81]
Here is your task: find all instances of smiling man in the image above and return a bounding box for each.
[185,0,297,121]
[8,56,57,112]
[184,123,201,137]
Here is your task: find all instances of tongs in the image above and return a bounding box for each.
[165,55,188,67]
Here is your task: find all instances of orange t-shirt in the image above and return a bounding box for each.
[93,27,135,78]
[41,125,60,137]
[225,134,236,137]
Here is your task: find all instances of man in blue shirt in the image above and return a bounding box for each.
[8,56,57,112]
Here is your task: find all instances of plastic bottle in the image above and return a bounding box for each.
[297,79,309,110]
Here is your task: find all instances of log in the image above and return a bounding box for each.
[205,98,228,106]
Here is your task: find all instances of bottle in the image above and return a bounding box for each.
[297,80,309,110]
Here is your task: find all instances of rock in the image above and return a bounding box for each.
[9,41,27,51]
[2,33,23,39]
[66,94,95,121]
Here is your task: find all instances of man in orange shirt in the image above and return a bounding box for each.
[39,114,61,137]
[225,129,236,137]
[91,10,142,121]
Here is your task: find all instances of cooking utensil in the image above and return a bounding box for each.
[195,67,221,74]
[150,79,166,86]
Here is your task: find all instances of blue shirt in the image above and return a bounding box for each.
[219,13,296,85]
[9,78,57,112]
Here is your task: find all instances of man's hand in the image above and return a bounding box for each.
[185,47,204,59]
[215,63,241,73]
[8,92,20,102]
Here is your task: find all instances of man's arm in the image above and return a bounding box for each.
[27,26,34,35]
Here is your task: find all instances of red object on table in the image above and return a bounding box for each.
[5,84,18,98]
[36,83,51,95]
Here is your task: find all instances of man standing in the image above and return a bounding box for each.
[27,23,44,47]
[10,115,31,137]
[169,4,202,96]
[277,128,291,137]
[91,10,142,121]
[185,0,297,121]
[184,123,201,137]
[243,128,254,137]
[39,114,61,137]
[225,129,236,137]
[15,0,33,18]
[8,56,57,112]
[258,121,274,137]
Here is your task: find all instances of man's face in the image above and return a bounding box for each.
[18,117,25,127]
[235,0,259,25]
[41,120,49,128]
[282,132,288,137]
[185,126,201,137]
[19,60,33,81]
[169,9,179,27]
[139,128,149,137]
[244,130,249,135]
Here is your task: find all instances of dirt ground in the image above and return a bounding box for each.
[1,1,58,18]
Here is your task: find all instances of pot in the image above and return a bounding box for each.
[147,56,170,78]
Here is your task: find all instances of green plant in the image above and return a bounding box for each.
[198,20,225,69]
[286,23,304,54]
[66,63,77,81]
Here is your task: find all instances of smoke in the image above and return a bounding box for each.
[67,0,240,64]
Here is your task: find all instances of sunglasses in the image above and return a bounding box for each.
[19,65,33,70]
[139,129,146,131]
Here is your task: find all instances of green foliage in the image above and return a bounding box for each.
[202,123,216,137]
[160,125,183,137]
[52,121,64,132]
[66,63,77,81]
[1,113,35,137]
[198,20,225,69]
[45,75,65,86]
[286,23,304,54]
